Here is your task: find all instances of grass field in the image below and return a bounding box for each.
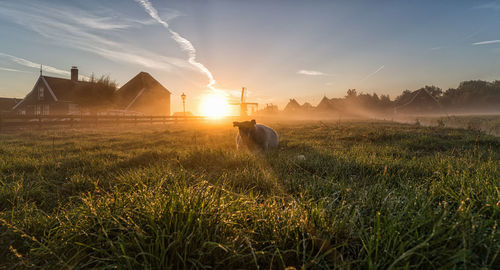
[0,121,499,269]
[419,115,500,137]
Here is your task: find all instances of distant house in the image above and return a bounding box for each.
[284,99,302,112]
[116,72,171,116]
[315,96,334,111]
[394,88,442,114]
[13,67,93,115]
[302,102,314,111]
[0,97,21,114]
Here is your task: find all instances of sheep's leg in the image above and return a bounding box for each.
[236,135,243,150]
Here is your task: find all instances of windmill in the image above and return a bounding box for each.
[230,87,258,117]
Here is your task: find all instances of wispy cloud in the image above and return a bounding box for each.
[0,53,90,79]
[135,0,216,89]
[0,1,193,72]
[474,2,500,10]
[473,39,500,45]
[0,66,30,73]
[297,69,328,76]
[361,65,385,82]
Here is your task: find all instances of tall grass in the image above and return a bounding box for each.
[0,121,498,269]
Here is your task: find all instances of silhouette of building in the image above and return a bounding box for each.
[394,88,442,114]
[284,99,302,112]
[0,97,21,114]
[13,67,95,115]
[315,96,334,111]
[302,102,314,111]
[115,72,171,116]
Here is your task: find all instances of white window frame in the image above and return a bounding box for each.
[43,104,50,115]
[35,104,41,115]
[38,86,44,100]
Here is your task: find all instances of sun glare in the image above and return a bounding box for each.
[199,92,230,118]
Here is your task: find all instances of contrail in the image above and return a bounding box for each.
[0,67,30,73]
[361,65,384,82]
[134,0,216,90]
[0,52,89,79]
[473,39,500,45]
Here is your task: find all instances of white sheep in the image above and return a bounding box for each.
[233,119,279,151]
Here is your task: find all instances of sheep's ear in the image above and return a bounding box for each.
[251,119,256,125]
[233,121,239,127]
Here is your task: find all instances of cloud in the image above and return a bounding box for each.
[297,69,328,76]
[0,1,193,72]
[0,53,90,80]
[361,65,384,82]
[135,0,216,89]
[473,39,500,45]
[0,66,30,73]
[474,2,500,10]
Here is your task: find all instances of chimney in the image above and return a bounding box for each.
[71,66,78,82]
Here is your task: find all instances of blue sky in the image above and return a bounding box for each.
[1,0,500,113]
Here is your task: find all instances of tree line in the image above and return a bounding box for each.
[277,79,500,116]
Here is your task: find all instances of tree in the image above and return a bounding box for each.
[74,75,117,113]
[345,89,358,99]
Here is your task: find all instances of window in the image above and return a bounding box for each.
[35,104,41,115]
[43,104,50,115]
[38,86,44,100]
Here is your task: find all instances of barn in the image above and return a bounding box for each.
[115,72,171,116]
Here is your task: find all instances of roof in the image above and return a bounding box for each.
[395,88,442,112]
[316,96,334,111]
[13,75,96,110]
[42,76,94,102]
[115,72,171,109]
[302,102,313,108]
[284,99,301,111]
[0,97,21,111]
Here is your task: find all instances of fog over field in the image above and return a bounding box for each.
[0,121,499,268]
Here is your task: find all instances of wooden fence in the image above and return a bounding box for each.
[0,114,207,129]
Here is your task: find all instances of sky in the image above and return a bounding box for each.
[1,0,500,114]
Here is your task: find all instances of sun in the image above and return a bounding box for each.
[199,92,230,118]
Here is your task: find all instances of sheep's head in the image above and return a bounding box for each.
[233,119,256,137]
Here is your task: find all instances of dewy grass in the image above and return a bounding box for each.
[0,121,498,269]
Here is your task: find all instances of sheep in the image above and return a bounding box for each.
[233,119,279,151]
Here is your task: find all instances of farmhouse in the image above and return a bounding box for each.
[115,72,171,116]
[12,68,171,116]
[13,67,89,115]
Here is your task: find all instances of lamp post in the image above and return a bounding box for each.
[181,93,186,117]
